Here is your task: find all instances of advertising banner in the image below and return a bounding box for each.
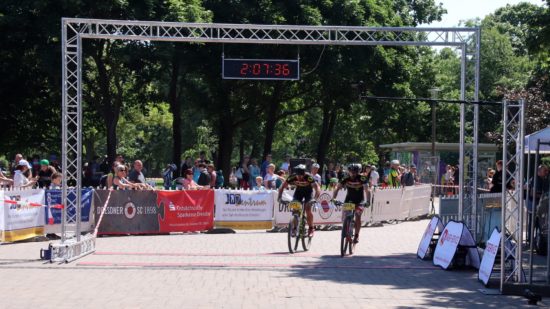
[371,188,403,222]
[433,221,464,269]
[479,227,501,285]
[94,190,160,235]
[404,184,432,218]
[214,189,274,229]
[157,190,214,232]
[0,189,45,242]
[274,189,364,226]
[45,188,93,224]
[417,216,444,259]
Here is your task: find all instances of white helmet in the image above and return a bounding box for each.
[391,159,400,165]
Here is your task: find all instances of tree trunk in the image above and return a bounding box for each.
[316,105,338,175]
[217,114,234,186]
[262,85,282,159]
[169,44,182,176]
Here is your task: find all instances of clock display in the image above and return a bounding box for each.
[222,58,300,80]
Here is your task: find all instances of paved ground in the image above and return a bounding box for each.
[0,219,547,308]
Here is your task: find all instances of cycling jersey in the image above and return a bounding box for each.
[340,174,368,204]
[287,173,315,202]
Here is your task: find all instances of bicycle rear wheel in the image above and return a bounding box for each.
[348,219,355,255]
[288,215,300,253]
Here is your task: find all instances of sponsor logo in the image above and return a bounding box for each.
[224,193,267,206]
[439,228,460,246]
[317,193,333,219]
[124,201,137,219]
[168,201,176,212]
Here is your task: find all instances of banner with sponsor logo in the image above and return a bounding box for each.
[44,188,93,225]
[157,190,214,232]
[94,190,160,235]
[478,227,500,285]
[433,221,463,269]
[417,216,444,260]
[0,189,45,242]
[433,220,480,270]
[214,189,274,229]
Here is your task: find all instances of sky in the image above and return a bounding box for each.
[425,0,546,27]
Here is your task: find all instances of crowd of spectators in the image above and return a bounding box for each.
[0,153,62,189]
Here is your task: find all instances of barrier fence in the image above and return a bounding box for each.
[1,184,433,242]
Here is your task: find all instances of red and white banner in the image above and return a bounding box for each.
[274,190,351,226]
[479,227,500,285]
[157,190,214,232]
[417,216,444,259]
[1,189,45,242]
[433,221,463,269]
[214,189,274,229]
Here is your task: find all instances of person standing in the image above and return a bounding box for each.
[263,163,278,189]
[324,162,337,189]
[386,160,401,187]
[13,160,37,189]
[310,163,322,185]
[197,163,211,188]
[369,165,380,187]
[261,154,272,178]
[207,164,217,188]
[490,160,503,193]
[280,155,291,173]
[248,158,261,188]
[401,164,418,187]
[239,156,250,189]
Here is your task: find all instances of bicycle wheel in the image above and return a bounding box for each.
[288,215,300,253]
[340,218,349,257]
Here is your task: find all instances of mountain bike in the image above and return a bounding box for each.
[287,200,314,253]
[334,200,365,257]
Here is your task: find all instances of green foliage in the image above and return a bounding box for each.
[181,120,218,162]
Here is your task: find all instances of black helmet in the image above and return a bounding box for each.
[294,164,306,175]
[348,163,362,173]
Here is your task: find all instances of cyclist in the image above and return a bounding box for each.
[278,164,321,237]
[332,163,368,244]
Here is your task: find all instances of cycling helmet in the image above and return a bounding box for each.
[293,164,306,175]
[347,163,362,173]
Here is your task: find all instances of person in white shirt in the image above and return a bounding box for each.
[263,164,279,189]
[369,165,380,186]
[310,163,322,185]
[13,159,37,189]
[280,155,291,173]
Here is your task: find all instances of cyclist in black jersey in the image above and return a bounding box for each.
[278,164,321,237]
[332,163,368,244]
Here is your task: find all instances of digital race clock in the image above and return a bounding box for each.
[222,58,300,80]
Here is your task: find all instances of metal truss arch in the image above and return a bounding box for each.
[59,19,481,267]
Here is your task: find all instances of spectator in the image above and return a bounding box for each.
[31,155,40,177]
[310,163,321,185]
[526,164,549,243]
[229,167,238,188]
[106,162,119,189]
[162,163,177,190]
[260,154,272,178]
[324,162,337,189]
[248,158,261,188]
[386,160,401,187]
[180,156,192,176]
[11,153,23,174]
[453,165,460,186]
[401,164,418,186]
[444,165,454,186]
[207,164,217,188]
[485,168,495,190]
[180,168,200,190]
[264,163,278,189]
[370,165,380,186]
[113,165,149,190]
[280,155,291,173]
[275,170,286,189]
[198,151,207,164]
[490,160,503,193]
[50,172,62,189]
[13,160,37,189]
[239,156,250,189]
[128,160,146,184]
[192,159,201,183]
[197,163,211,188]
[328,177,339,190]
[37,159,57,188]
[0,169,13,187]
[253,176,266,191]
[99,155,110,175]
[215,169,225,188]
[336,164,345,181]
[115,154,125,165]
[49,154,61,172]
